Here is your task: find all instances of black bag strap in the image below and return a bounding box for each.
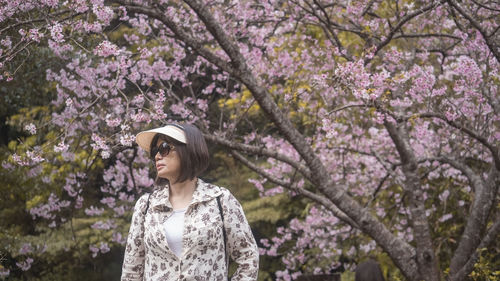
[216,195,229,270]
[142,192,152,215]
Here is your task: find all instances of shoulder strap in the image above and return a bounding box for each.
[142,192,152,215]
[216,195,229,269]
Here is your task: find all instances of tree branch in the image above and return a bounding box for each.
[230,150,360,228]
[470,0,500,12]
[0,9,76,34]
[369,1,444,63]
[393,33,462,40]
[446,0,500,63]
[361,0,377,17]
[116,1,237,75]
[176,0,419,278]
[450,217,500,281]
[446,160,498,276]
[411,112,500,170]
[310,0,352,61]
[328,103,369,115]
[384,120,440,281]
[182,0,332,187]
[203,134,312,182]
[419,156,499,277]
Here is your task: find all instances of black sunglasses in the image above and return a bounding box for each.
[150,142,175,158]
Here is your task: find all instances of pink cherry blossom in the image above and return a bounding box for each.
[94,41,119,57]
[16,258,33,271]
[24,123,36,134]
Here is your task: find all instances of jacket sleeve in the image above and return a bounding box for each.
[221,190,259,281]
[121,194,149,281]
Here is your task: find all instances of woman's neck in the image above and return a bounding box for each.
[168,178,197,209]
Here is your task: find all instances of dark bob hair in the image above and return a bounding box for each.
[150,123,209,185]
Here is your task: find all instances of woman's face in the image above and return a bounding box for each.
[154,139,181,181]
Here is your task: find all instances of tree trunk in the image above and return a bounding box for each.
[384,122,441,281]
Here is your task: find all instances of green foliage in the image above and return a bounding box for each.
[6,248,123,281]
[341,270,355,281]
[0,93,127,280]
[0,143,127,280]
[244,194,295,224]
[468,248,500,281]
[0,46,58,120]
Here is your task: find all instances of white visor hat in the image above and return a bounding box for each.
[135,124,186,154]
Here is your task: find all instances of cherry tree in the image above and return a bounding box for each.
[1,0,499,280]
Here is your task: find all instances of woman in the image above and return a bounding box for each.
[121,123,259,281]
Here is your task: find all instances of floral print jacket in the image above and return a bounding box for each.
[121,179,259,281]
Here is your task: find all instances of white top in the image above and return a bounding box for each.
[164,208,187,258]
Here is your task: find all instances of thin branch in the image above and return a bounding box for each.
[11,47,30,75]
[488,24,500,37]
[470,0,500,13]
[361,0,377,16]
[330,146,377,158]
[411,112,500,170]
[231,150,359,228]
[370,149,405,187]
[303,20,366,37]
[128,147,138,190]
[0,9,75,34]
[425,156,481,187]
[203,134,312,181]
[310,0,352,60]
[367,172,391,207]
[226,99,257,139]
[369,1,444,63]
[393,33,462,40]
[70,38,92,53]
[446,0,500,63]
[117,2,237,75]
[328,103,369,115]
[0,39,33,61]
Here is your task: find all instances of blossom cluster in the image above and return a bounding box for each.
[29,193,71,221]
[89,242,110,258]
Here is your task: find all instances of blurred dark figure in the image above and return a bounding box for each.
[355,259,386,281]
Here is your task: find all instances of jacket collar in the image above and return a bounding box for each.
[150,178,222,211]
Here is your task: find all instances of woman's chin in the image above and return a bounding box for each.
[157,173,173,181]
